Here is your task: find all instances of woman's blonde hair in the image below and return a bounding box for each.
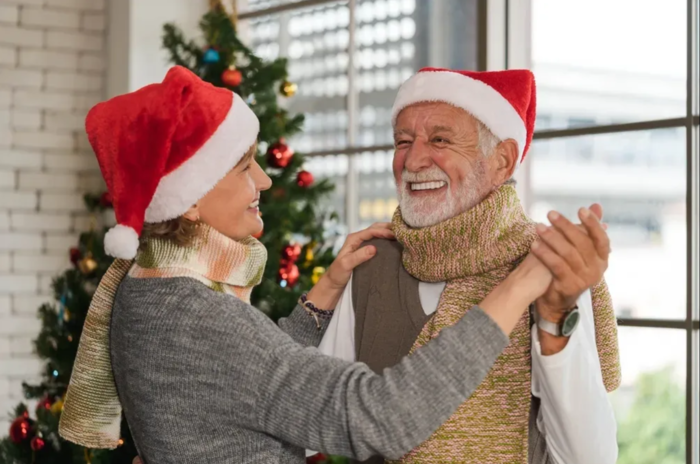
[139,144,258,249]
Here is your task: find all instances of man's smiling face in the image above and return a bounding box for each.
[393,101,503,228]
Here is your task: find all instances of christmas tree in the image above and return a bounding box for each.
[162,0,338,321]
[0,194,138,464]
[1,2,340,463]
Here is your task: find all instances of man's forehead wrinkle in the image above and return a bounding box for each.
[429,125,456,134]
[394,127,414,137]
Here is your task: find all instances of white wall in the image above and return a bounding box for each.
[0,0,108,432]
[1,0,208,432]
[108,0,208,97]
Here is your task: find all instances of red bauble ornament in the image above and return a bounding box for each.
[296,170,314,188]
[37,395,54,413]
[267,140,294,168]
[278,262,300,287]
[307,453,328,464]
[99,191,112,207]
[9,415,33,444]
[30,436,45,451]
[222,67,243,87]
[283,243,302,262]
[252,228,263,239]
[69,247,82,265]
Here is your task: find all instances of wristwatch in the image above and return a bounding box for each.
[532,304,580,337]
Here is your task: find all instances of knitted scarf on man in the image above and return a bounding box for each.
[388,184,621,464]
[60,224,267,449]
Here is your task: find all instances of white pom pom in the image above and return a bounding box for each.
[104,224,139,259]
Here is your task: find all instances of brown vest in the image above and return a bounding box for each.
[350,239,551,464]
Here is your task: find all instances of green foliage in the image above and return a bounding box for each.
[616,366,685,464]
[2,6,338,463]
[163,6,338,321]
[0,197,136,464]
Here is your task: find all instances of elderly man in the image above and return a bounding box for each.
[316,68,620,464]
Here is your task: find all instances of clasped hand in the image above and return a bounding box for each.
[529,204,611,324]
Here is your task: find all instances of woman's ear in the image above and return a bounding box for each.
[183,204,200,222]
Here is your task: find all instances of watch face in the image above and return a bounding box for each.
[561,310,581,337]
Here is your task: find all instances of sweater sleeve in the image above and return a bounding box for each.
[277,305,331,347]
[216,297,509,461]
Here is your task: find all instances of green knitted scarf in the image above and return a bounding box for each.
[389,184,621,464]
[59,225,267,449]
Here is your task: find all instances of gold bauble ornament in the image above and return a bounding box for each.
[311,266,325,285]
[78,254,98,275]
[280,80,297,97]
[50,399,64,415]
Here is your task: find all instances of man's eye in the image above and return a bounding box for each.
[432,137,449,144]
[396,140,411,146]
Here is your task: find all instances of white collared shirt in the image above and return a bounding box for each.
[316,276,618,464]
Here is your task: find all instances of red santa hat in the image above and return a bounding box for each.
[391,68,536,169]
[86,65,259,259]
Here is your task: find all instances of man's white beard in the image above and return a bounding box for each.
[397,163,487,228]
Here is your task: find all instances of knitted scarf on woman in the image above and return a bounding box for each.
[59,224,267,449]
[389,184,621,464]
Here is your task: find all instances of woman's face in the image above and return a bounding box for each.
[190,149,272,240]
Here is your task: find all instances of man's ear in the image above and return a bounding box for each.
[491,138,519,185]
[183,204,200,222]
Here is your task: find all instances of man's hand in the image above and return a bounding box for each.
[133,458,142,464]
[531,205,611,324]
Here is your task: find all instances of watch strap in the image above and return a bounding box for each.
[533,304,579,337]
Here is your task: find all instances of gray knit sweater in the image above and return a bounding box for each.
[110,276,509,463]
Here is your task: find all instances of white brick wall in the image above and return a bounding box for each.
[0,0,107,428]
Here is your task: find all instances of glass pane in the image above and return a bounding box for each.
[239,1,350,152]
[238,0,320,13]
[528,128,686,319]
[532,0,687,130]
[612,327,686,464]
[355,149,396,229]
[354,0,479,148]
[303,153,350,234]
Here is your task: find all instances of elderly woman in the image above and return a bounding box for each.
[59,66,557,463]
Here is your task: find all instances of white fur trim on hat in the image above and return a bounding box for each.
[104,224,140,260]
[144,92,260,223]
[391,71,527,160]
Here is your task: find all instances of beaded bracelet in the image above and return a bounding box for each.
[298,293,334,330]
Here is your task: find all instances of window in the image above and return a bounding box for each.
[239,0,481,232]
[510,0,700,461]
[238,0,699,461]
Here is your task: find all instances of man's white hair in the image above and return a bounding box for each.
[475,118,501,157]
